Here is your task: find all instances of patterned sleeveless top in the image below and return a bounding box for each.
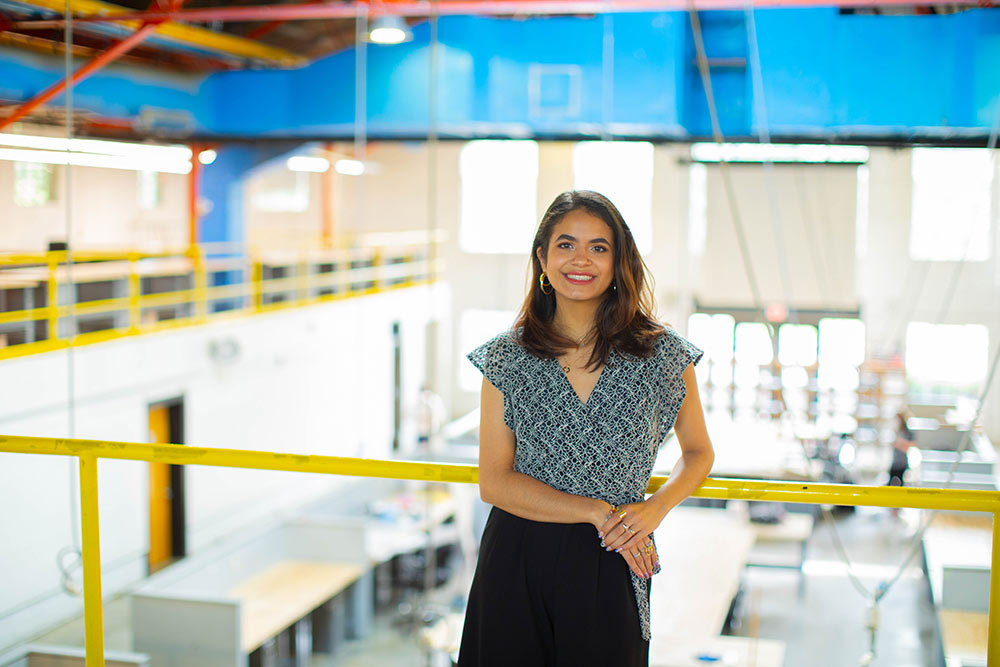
[467,326,704,641]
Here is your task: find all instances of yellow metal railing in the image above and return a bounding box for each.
[0,237,443,362]
[0,433,996,665]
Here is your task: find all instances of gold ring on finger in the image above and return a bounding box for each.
[621,523,630,532]
[618,510,628,518]
[632,551,641,557]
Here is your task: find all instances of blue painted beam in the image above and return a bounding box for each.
[0,9,997,141]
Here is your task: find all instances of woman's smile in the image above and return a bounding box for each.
[538,209,615,302]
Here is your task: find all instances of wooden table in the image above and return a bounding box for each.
[938,610,988,665]
[227,560,364,653]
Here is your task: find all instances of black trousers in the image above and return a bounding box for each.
[458,507,649,667]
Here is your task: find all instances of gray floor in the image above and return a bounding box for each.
[34,505,944,667]
[733,505,941,667]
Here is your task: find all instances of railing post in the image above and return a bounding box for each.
[46,251,60,342]
[128,251,141,334]
[252,258,263,312]
[79,453,106,667]
[990,510,999,665]
[191,245,208,322]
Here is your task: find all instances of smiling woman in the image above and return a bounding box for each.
[459,190,715,667]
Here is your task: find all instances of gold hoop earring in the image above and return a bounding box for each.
[539,272,553,295]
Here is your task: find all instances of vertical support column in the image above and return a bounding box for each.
[46,252,60,343]
[989,510,998,665]
[191,245,208,322]
[188,145,202,247]
[127,251,141,333]
[79,453,106,667]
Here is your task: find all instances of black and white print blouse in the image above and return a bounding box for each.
[467,326,704,641]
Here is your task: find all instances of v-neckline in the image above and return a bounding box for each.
[554,351,611,407]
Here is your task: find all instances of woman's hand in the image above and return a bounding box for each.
[619,539,659,579]
[598,500,667,575]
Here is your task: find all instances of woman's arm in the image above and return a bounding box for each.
[600,363,715,552]
[477,376,612,529]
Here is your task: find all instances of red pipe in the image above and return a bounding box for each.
[13,0,978,29]
[0,21,162,131]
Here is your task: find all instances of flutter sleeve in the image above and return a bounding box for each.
[656,328,705,444]
[467,332,517,431]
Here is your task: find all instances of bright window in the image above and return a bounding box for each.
[250,170,309,213]
[818,318,865,367]
[459,309,519,392]
[734,322,773,366]
[459,141,539,254]
[14,162,55,207]
[905,322,988,389]
[910,148,992,261]
[573,141,653,253]
[688,313,735,363]
[778,324,817,367]
[137,170,161,210]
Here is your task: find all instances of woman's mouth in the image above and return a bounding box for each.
[564,273,595,285]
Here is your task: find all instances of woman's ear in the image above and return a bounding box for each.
[535,245,546,271]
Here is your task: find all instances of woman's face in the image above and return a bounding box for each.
[536,209,616,306]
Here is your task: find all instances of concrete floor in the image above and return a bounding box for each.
[33,505,944,667]
[734,505,941,667]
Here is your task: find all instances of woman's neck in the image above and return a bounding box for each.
[553,299,599,345]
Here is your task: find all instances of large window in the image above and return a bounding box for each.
[905,322,989,396]
[910,148,992,262]
[573,141,653,253]
[14,161,55,207]
[459,141,539,254]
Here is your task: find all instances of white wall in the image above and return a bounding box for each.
[0,285,438,650]
[0,127,188,252]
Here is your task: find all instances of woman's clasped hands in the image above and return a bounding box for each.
[597,501,664,579]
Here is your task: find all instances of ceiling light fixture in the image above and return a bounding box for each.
[287,155,330,173]
[691,143,869,164]
[368,15,412,45]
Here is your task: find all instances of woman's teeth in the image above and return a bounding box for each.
[566,274,594,282]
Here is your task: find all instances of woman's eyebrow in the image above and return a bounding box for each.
[555,234,611,244]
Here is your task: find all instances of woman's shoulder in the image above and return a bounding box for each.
[472,329,524,357]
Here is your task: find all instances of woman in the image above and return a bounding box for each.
[459,191,715,666]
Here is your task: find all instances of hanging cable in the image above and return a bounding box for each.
[724,6,1000,663]
[743,4,796,321]
[687,4,771,342]
[58,0,82,598]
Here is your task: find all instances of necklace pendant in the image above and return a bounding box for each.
[562,365,571,374]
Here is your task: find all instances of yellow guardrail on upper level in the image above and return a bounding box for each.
[0,433,997,665]
[0,235,443,362]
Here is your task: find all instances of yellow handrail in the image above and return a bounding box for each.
[0,432,996,665]
[0,244,441,362]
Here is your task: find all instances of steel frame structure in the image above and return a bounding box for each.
[12,0,996,30]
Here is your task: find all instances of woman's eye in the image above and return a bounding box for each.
[592,246,608,253]
[558,242,573,250]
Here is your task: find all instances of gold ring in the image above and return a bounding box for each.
[618,509,628,518]
[632,551,641,558]
[621,523,630,532]
[644,545,653,554]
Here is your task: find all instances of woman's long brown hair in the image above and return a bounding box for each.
[513,190,665,369]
